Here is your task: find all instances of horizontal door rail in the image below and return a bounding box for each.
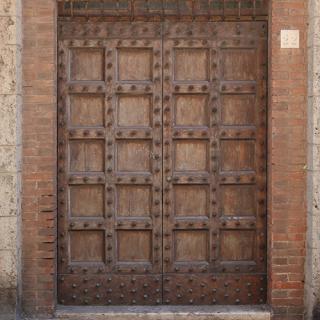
[57,0,269,19]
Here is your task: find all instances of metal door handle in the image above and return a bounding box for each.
[166,177,172,182]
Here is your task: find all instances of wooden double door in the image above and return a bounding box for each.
[58,20,267,305]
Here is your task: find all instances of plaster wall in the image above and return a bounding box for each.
[0,0,22,319]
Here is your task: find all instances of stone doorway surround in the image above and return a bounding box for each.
[0,0,309,319]
[0,0,22,319]
[305,0,320,319]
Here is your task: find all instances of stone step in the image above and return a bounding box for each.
[55,305,271,320]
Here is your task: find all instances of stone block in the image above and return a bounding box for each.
[0,0,20,17]
[312,45,320,76]
[0,174,18,217]
[0,216,17,250]
[0,288,16,320]
[0,46,21,95]
[0,146,19,173]
[307,97,320,146]
[0,16,21,48]
[0,249,17,289]
[0,95,20,145]
[312,145,320,171]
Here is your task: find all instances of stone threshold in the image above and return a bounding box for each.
[55,305,271,320]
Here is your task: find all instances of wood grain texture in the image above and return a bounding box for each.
[58,20,267,306]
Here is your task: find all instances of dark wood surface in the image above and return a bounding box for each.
[58,20,267,305]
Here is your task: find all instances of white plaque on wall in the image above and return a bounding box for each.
[281,30,300,49]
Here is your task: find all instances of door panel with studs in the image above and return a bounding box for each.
[162,21,267,305]
[58,19,267,306]
[58,22,163,305]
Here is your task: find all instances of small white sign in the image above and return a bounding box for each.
[281,30,300,49]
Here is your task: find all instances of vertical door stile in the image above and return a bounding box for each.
[105,39,114,276]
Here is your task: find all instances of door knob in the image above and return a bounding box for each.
[166,177,172,182]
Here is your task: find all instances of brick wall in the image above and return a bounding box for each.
[0,0,22,319]
[21,0,57,316]
[269,1,308,319]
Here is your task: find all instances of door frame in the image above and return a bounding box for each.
[20,1,308,318]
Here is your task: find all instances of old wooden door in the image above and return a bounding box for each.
[58,20,267,305]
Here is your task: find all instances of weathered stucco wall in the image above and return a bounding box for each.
[0,0,22,319]
[306,0,320,319]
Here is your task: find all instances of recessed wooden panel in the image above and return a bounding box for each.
[69,95,104,127]
[117,230,152,262]
[220,230,255,261]
[116,140,151,172]
[220,185,256,216]
[70,48,104,81]
[174,230,208,262]
[221,49,256,81]
[69,185,104,217]
[117,185,151,217]
[118,48,153,81]
[69,140,104,172]
[221,95,255,126]
[220,140,255,171]
[174,140,208,172]
[174,185,209,217]
[117,95,151,127]
[174,49,209,81]
[174,94,209,127]
[70,231,105,262]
